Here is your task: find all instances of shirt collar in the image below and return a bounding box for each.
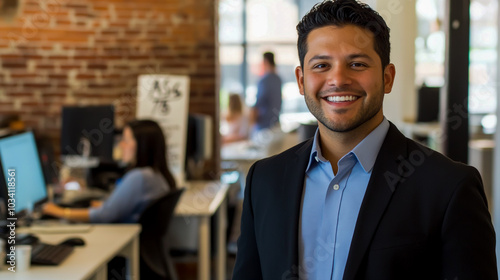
[305,128,325,172]
[351,118,389,173]
[306,118,390,173]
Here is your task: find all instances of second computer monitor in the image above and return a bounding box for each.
[61,105,115,162]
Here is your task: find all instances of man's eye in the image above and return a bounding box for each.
[351,62,367,68]
[313,64,328,69]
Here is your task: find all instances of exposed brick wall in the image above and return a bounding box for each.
[0,0,220,178]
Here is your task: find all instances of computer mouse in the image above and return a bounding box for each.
[17,233,40,245]
[59,237,86,247]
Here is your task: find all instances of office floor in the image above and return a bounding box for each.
[175,253,236,280]
[174,176,241,279]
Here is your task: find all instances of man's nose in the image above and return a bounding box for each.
[326,65,352,87]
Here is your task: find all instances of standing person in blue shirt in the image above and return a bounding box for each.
[43,119,176,223]
[250,52,283,134]
[232,0,496,279]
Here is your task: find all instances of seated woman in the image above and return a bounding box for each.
[221,93,249,144]
[43,119,177,223]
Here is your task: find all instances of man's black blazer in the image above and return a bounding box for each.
[233,122,497,280]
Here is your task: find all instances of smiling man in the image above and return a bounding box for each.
[232,1,497,280]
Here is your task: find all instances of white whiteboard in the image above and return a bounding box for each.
[136,74,190,186]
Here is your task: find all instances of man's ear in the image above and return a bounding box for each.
[295,66,305,96]
[383,63,396,94]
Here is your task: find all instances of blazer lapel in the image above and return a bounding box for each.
[343,123,409,279]
[280,138,313,277]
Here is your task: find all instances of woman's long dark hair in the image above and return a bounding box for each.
[126,119,176,190]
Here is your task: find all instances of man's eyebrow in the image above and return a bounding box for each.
[348,53,374,62]
[307,53,375,65]
[307,55,331,65]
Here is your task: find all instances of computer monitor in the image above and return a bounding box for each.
[417,86,440,123]
[185,114,213,179]
[61,105,115,162]
[185,114,212,162]
[0,131,48,218]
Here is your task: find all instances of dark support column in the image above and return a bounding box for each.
[441,0,470,164]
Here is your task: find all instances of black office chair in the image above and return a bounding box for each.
[139,188,185,280]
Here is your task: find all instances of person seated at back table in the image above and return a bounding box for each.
[43,119,177,222]
[221,93,250,144]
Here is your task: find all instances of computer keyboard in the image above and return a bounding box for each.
[31,243,74,265]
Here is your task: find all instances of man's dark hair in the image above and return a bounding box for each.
[263,52,276,67]
[296,0,390,69]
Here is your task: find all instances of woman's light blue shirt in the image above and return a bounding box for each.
[89,167,170,223]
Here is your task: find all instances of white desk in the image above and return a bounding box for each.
[221,141,268,193]
[400,121,442,152]
[175,180,229,280]
[0,224,140,280]
[221,140,268,162]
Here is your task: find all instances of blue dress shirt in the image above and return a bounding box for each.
[299,118,389,279]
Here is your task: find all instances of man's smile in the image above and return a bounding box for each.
[324,95,359,102]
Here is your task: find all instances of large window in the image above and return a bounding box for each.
[469,0,497,114]
[415,0,446,88]
[415,0,498,115]
[219,0,309,132]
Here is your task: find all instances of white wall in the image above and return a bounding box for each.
[494,1,500,275]
[495,2,500,269]
[375,0,417,126]
[495,81,500,276]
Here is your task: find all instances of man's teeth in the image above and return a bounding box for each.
[326,96,358,102]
